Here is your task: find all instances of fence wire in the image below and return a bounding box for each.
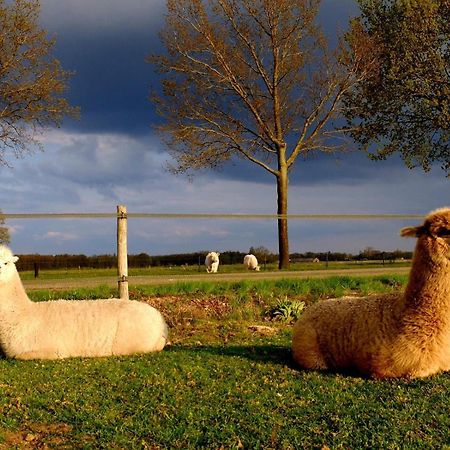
[2,212,425,220]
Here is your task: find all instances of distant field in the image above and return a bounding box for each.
[20,260,411,291]
[19,259,411,279]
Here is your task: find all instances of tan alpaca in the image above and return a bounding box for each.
[0,246,168,360]
[292,207,450,379]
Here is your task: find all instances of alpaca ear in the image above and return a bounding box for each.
[400,226,423,238]
[12,256,19,263]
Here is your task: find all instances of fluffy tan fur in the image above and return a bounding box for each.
[292,207,450,379]
[0,247,168,360]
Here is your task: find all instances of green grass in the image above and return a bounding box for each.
[2,275,449,449]
[28,285,118,303]
[1,340,449,448]
[27,274,408,303]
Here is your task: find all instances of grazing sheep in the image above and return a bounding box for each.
[0,246,168,360]
[243,254,260,271]
[205,252,220,273]
[292,207,450,379]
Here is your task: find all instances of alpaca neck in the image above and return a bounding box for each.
[404,239,450,310]
[0,270,31,311]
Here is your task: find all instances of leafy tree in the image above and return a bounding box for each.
[344,0,450,174]
[0,0,78,165]
[149,0,376,268]
[0,210,9,244]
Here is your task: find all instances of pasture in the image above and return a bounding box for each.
[18,259,411,280]
[1,273,449,449]
[20,260,411,292]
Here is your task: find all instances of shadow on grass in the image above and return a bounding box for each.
[164,344,405,380]
[167,343,296,368]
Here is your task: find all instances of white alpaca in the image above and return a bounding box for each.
[243,254,260,271]
[205,252,220,273]
[292,207,450,379]
[0,246,168,360]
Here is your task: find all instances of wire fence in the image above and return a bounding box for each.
[2,212,425,220]
[0,205,418,297]
[4,209,422,275]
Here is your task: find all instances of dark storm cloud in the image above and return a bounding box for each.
[38,0,361,137]
[318,0,359,34]
[210,149,447,190]
[40,0,166,135]
[50,29,159,135]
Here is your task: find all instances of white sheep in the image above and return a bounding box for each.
[243,254,260,271]
[292,207,450,379]
[0,246,168,360]
[205,251,220,273]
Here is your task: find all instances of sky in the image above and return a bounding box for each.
[0,0,447,257]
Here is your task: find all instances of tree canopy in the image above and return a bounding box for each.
[0,210,9,244]
[0,0,78,166]
[344,0,450,175]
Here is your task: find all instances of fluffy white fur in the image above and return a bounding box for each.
[205,252,220,273]
[292,207,450,379]
[0,246,168,360]
[243,254,260,271]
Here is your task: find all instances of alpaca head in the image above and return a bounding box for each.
[401,207,450,261]
[208,252,220,263]
[0,245,19,283]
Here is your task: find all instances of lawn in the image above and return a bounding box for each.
[1,275,449,449]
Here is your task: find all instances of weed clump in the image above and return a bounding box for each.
[267,297,305,323]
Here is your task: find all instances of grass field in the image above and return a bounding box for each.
[1,274,450,449]
[18,260,411,281]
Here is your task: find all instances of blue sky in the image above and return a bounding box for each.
[1,0,447,256]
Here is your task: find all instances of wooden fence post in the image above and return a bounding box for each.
[117,205,129,300]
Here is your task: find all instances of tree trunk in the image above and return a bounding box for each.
[277,167,289,269]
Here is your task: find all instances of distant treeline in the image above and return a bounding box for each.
[290,248,413,263]
[16,254,151,272]
[15,247,413,272]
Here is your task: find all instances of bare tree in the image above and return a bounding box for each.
[149,0,377,268]
[0,0,78,166]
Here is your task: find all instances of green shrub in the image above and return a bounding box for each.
[268,297,305,322]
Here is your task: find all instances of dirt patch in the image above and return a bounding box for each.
[141,294,236,344]
[248,325,278,335]
[141,295,232,326]
[139,294,286,346]
[0,423,73,449]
